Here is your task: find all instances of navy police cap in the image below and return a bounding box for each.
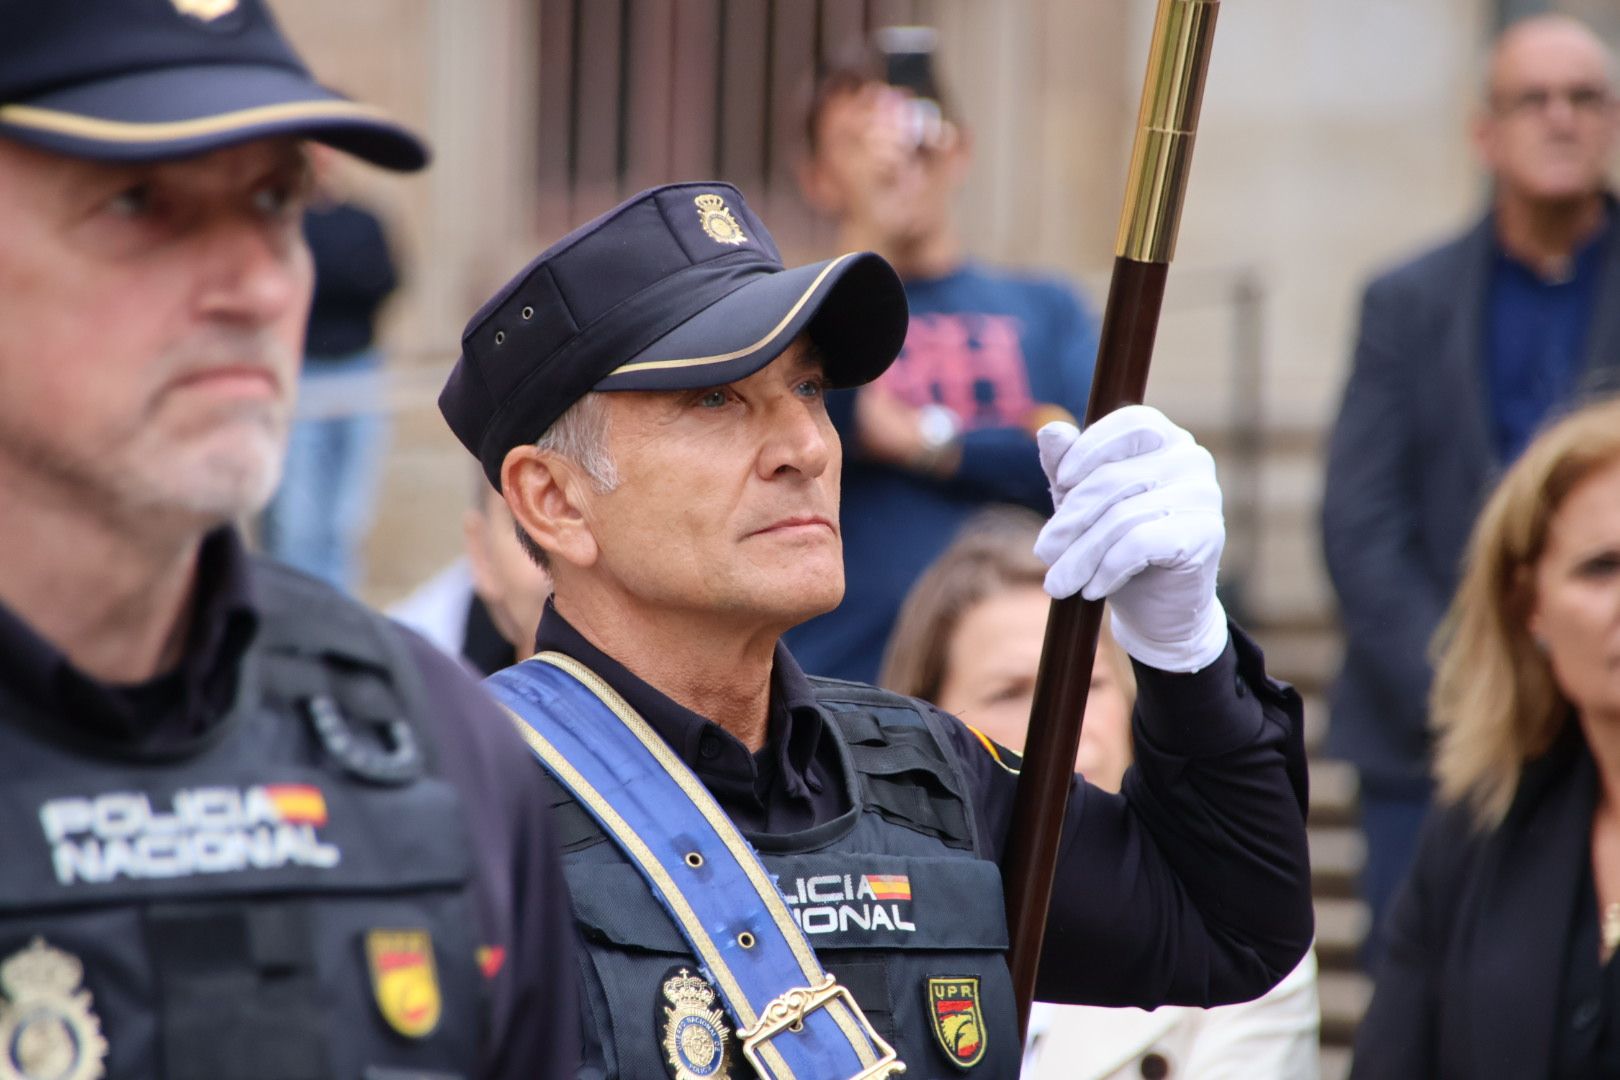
[441,182,909,488]
[0,0,427,171]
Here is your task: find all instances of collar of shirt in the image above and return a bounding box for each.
[0,527,259,750]
[1490,197,1613,284]
[532,601,836,833]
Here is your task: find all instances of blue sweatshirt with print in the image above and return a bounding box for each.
[783,262,1098,684]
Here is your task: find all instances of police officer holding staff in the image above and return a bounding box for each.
[442,182,1315,1078]
[0,2,577,1076]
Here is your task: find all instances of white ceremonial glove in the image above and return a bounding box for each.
[1034,406,1229,673]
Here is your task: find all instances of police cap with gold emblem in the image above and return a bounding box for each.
[440,182,909,488]
[0,0,427,170]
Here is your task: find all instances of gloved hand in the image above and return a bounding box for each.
[1034,405,1229,673]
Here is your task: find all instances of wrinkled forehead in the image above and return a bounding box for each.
[0,133,309,200]
[623,330,827,395]
[1490,20,1617,94]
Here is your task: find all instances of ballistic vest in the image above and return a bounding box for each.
[0,561,486,1080]
[546,675,1020,1080]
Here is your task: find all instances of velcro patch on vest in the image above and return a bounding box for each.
[926,976,986,1069]
[365,929,442,1039]
[36,784,342,887]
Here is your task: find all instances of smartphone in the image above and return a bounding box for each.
[873,25,944,149]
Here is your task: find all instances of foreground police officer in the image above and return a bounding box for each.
[440,184,1314,1079]
[0,3,576,1077]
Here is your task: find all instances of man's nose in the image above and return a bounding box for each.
[759,396,835,480]
[195,213,309,326]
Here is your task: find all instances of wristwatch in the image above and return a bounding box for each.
[912,404,962,477]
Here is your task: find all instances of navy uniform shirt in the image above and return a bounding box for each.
[0,530,579,1080]
[536,600,1313,1010]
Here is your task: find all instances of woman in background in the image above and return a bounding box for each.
[1352,396,1620,1079]
[882,507,1321,1079]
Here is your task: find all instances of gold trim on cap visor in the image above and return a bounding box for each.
[0,99,396,143]
[607,252,858,376]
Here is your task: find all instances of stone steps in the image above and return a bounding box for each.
[1318,969,1375,1048]
[1310,825,1368,901]
[1314,896,1371,972]
[1310,759,1360,829]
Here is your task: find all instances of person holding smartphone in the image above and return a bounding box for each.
[790,29,1102,685]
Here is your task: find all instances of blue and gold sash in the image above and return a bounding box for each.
[487,652,904,1080]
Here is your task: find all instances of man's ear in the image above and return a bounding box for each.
[1470,107,1498,172]
[501,447,601,570]
[939,121,974,188]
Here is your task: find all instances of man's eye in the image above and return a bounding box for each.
[251,183,300,219]
[795,378,826,400]
[104,184,154,219]
[697,390,729,409]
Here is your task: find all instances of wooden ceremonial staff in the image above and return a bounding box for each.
[1003,0,1222,1040]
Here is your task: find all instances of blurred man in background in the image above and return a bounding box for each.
[0,2,575,1075]
[1322,13,1620,966]
[261,148,399,592]
[788,30,1099,683]
[392,472,553,674]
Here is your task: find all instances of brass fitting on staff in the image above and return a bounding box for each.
[1114,0,1220,264]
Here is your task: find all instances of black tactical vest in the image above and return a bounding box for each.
[551,676,1020,1080]
[0,561,486,1079]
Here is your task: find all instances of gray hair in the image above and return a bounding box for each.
[514,392,618,568]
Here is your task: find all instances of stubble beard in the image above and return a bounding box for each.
[0,333,296,536]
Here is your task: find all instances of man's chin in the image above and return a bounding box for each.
[122,437,284,524]
[780,579,845,629]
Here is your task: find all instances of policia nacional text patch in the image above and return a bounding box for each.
[657,965,733,1080]
[926,975,986,1069]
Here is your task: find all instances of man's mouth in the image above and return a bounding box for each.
[752,515,837,537]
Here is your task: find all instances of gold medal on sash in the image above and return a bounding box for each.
[660,967,733,1080]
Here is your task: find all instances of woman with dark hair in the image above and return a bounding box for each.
[1353,395,1620,1078]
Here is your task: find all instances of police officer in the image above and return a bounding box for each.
[440,184,1314,1079]
[0,3,576,1077]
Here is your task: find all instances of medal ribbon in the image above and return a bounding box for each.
[488,652,888,1080]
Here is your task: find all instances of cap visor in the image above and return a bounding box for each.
[0,63,428,171]
[596,251,908,392]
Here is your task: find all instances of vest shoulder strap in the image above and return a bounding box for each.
[809,677,987,858]
[248,557,437,779]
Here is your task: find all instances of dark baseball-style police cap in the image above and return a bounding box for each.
[0,0,427,171]
[441,182,909,488]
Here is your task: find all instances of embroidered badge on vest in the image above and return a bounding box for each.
[0,937,109,1080]
[659,966,732,1080]
[365,930,442,1039]
[694,194,747,246]
[926,976,986,1069]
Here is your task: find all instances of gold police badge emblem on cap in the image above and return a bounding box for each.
[365,929,442,1039]
[694,194,747,246]
[0,938,109,1080]
[171,0,239,20]
[660,966,733,1079]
